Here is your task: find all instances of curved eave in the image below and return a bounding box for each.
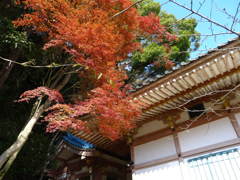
[71,38,240,156]
[131,39,240,124]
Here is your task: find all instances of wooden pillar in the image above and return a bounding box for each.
[70,174,76,180]
[92,171,102,180]
[172,130,182,160]
[228,113,240,137]
[126,166,133,180]
[165,115,182,160]
[92,164,103,180]
[130,145,134,163]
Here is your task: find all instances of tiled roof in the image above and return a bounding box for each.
[63,133,95,149]
[130,37,239,92]
[70,37,240,156]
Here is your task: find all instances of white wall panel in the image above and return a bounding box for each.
[133,161,182,180]
[134,120,168,138]
[134,135,176,165]
[178,117,237,152]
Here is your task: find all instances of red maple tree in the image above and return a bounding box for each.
[15,0,176,140]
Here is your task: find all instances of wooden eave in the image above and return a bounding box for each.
[71,38,240,156]
[131,38,240,97]
[70,130,130,159]
[55,140,128,165]
[131,39,240,125]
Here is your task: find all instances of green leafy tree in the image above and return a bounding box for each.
[0,2,71,179]
[128,0,200,81]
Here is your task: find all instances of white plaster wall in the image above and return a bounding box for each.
[134,120,168,138]
[133,160,179,174]
[134,135,177,165]
[178,117,237,152]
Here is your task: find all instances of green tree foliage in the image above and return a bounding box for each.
[0,2,32,56]
[0,63,53,179]
[0,2,67,179]
[137,0,160,16]
[129,0,200,79]
[0,1,199,179]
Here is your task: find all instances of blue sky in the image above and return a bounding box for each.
[156,0,240,58]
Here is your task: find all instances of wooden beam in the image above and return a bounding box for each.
[130,145,134,163]
[143,68,240,113]
[139,69,240,125]
[133,127,173,146]
[181,138,240,158]
[133,112,229,146]
[228,113,240,137]
[130,39,240,98]
[133,138,240,170]
[173,130,182,159]
[133,155,178,170]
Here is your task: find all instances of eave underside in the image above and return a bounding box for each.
[71,40,240,157]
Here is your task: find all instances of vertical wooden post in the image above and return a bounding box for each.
[228,113,240,137]
[92,161,102,180]
[130,145,134,163]
[173,130,182,160]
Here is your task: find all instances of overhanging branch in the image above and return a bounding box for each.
[169,0,240,36]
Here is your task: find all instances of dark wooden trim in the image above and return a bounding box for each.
[175,112,229,132]
[181,138,240,158]
[139,90,235,126]
[173,131,182,159]
[75,172,90,178]
[133,112,229,146]
[228,113,240,137]
[142,67,240,117]
[130,145,134,163]
[131,39,240,97]
[133,127,173,146]
[56,157,68,162]
[133,155,178,171]
[133,139,240,171]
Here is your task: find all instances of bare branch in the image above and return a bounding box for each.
[163,88,238,111]
[160,0,170,7]
[196,0,206,13]
[55,74,71,91]
[111,0,144,18]
[179,83,240,130]
[0,56,81,69]
[169,0,240,36]
[0,62,14,89]
[231,1,240,30]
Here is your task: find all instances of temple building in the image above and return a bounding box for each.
[49,38,240,180]
[47,133,131,180]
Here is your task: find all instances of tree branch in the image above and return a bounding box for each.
[169,0,240,36]
[0,56,80,69]
[111,0,144,18]
[231,1,240,30]
[179,83,240,130]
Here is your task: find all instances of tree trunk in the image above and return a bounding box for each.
[0,62,14,90]
[0,100,44,180]
[0,150,19,179]
[0,73,71,179]
[39,132,59,180]
[0,52,20,90]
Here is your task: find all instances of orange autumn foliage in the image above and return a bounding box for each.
[15,0,175,140]
[15,0,140,74]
